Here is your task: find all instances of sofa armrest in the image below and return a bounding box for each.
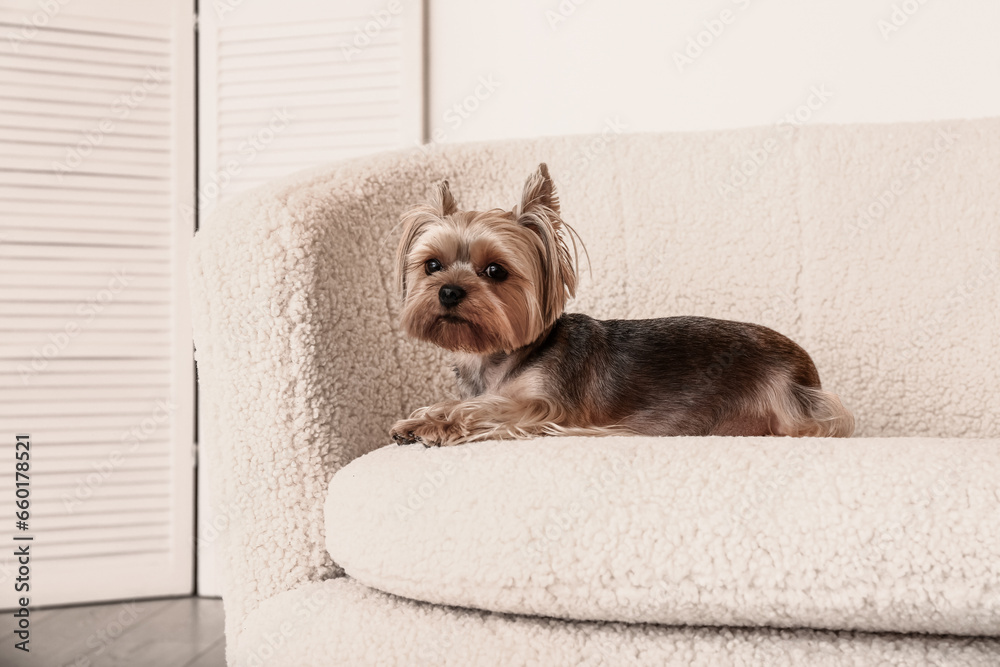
[189,150,457,652]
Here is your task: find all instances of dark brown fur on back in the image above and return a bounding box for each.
[456,313,821,437]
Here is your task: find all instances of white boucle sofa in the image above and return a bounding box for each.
[190,118,1000,666]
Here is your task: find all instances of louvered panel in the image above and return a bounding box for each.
[0,48,169,76]
[35,536,171,562]
[33,497,170,517]
[0,68,172,94]
[217,116,400,139]
[33,510,172,530]
[0,354,169,376]
[46,523,171,542]
[218,129,398,153]
[0,344,170,360]
[30,443,171,461]
[200,0,422,214]
[6,193,169,214]
[0,466,172,489]
[2,111,169,137]
[0,354,170,371]
[0,125,172,152]
[1,319,169,336]
[217,87,400,111]
[0,38,169,66]
[217,15,386,40]
[0,412,173,432]
[2,53,170,82]
[218,57,399,84]
[218,101,396,125]
[0,228,171,247]
[0,4,170,36]
[0,0,193,608]
[0,146,170,173]
[0,96,171,123]
[10,466,171,485]
[0,296,169,315]
[0,266,169,285]
[34,481,170,499]
[218,31,399,57]
[1,170,170,190]
[0,328,168,344]
[0,385,172,404]
[2,190,173,210]
[39,531,172,556]
[0,155,172,179]
[4,284,168,301]
[4,428,170,449]
[0,217,172,234]
[0,265,167,284]
[0,80,171,108]
[0,239,170,260]
[219,71,400,99]
[6,398,174,418]
[0,302,170,319]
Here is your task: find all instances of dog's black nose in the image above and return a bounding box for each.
[438,284,466,307]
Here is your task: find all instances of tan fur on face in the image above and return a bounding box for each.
[395,166,581,354]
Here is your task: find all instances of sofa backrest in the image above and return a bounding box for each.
[443,121,998,440]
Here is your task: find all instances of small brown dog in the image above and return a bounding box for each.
[391,163,854,446]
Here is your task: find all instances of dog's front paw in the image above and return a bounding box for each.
[391,416,466,447]
[390,419,423,446]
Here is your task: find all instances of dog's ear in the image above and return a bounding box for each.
[395,207,438,300]
[438,179,457,216]
[514,163,577,324]
[395,180,456,298]
[517,163,559,215]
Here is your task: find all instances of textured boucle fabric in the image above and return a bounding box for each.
[326,437,1000,636]
[236,577,1000,667]
[189,117,1000,664]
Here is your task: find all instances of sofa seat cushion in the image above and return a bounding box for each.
[237,576,1000,666]
[325,436,1000,636]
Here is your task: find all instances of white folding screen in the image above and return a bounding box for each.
[0,0,423,606]
[198,0,424,211]
[0,0,195,606]
[195,0,424,595]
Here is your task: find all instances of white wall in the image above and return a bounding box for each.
[427,0,1000,142]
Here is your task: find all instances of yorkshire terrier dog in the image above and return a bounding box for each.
[390,163,854,446]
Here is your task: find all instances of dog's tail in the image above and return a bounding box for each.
[770,382,856,437]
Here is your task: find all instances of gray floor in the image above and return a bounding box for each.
[2,597,225,666]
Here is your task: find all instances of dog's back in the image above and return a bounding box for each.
[532,314,855,437]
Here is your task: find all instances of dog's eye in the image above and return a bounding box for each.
[425,259,443,274]
[484,263,508,281]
